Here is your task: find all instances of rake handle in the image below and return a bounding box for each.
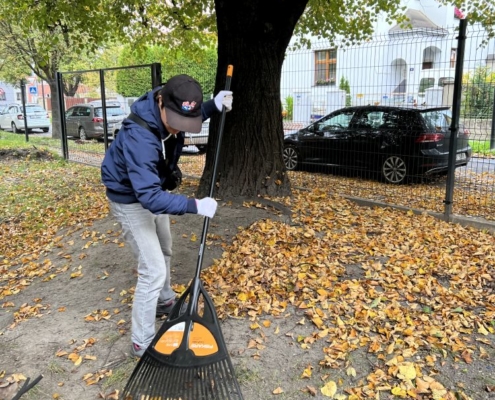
[194,65,233,281]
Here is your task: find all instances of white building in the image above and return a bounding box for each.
[0,82,20,107]
[281,0,495,125]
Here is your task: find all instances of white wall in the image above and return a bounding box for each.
[281,0,495,119]
[0,82,19,107]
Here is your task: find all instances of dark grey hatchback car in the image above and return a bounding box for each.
[283,105,471,184]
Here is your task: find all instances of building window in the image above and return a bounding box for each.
[315,49,337,86]
[450,48,457,68]
[422,61,433,70]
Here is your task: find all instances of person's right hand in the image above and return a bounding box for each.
[195,197,218,218]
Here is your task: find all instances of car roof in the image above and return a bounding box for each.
[340,105,450,113]
[70,101,121,108]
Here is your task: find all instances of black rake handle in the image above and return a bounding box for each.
[194,65,233,281]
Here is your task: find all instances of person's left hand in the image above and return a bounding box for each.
[214,90,233,112]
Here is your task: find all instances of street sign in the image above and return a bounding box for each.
[29,86,38,95]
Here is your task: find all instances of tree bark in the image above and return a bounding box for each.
[48,79,62,140]
[197,0,308,199]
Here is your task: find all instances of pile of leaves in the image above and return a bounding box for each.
[2,154,495,398]
[202,189,495,398]
[0,158,108,301]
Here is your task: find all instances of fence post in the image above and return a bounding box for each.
[491,88,495,150]
[151,63,162,88]
[100,69,110,152]
[19,79,29,142]
[56,72,69,160]
[444,17,468,220]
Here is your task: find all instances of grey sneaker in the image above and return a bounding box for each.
[131,343,145,358]
[156,300,188,318]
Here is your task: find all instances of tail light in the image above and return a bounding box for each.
[92,117,104,123]
[16,114,24,120]
[415,133,444,143]
[462,128,470,137]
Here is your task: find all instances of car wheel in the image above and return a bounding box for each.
[283,145,299,171]
[79,126,87,140]
[11,122,20,133]
[196,145,207,155]
[381,155,407,184]
[42,128,49,133]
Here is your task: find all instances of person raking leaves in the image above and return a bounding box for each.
[101,75,233,357]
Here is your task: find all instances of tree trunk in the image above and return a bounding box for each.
[47,79,62,140]
[197,0,308,199]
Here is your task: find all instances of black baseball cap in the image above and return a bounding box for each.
[160,75,203,133]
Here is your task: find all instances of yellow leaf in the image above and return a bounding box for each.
[70,271,83,279]
[398,362,416,380]
[346,367,356,377]
[262,320,271,328]
[273,387,284,394]
[237,293,248,301]
[321,381,337,398]
[301,366,312,379]
[74,356,83,366]
[477,322,489,335]
[391,386,407,397]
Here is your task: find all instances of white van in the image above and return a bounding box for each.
[418,68,456,95]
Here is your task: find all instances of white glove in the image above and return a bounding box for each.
[214,90,233,112]
[195,197,218,218]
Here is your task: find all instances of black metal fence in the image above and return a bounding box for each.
[281,19,495,222]
[52,63,162,165]
[50,63,212,172]
[46,19,495,224]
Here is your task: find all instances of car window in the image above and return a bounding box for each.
[351,111,379,129]
[107,107,125,116]
[80,108,91,117]
[66,108,77,117]
[421,110,451,131]
[22,105,46,113]
[315,110,355,133]
[94,106,124,117]
[419,77,435,93]
[9,106,18,113]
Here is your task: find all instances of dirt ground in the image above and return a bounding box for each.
[0,193,330,400]
[1,151,495,399]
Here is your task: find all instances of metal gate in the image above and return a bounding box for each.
[55,63,162,165]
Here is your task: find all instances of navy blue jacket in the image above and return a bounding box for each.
[101,86,217,215]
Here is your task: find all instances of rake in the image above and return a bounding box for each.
[122,65,243,400]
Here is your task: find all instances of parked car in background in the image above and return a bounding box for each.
[283,105,471,184]
[0,103,50,133]
[183,120,209,154]
[65,101,126,140]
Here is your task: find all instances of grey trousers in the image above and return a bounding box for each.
[109,201,176,348]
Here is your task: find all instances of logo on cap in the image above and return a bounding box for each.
[181,101,197,112]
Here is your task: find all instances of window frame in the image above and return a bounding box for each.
[314,49,337,86]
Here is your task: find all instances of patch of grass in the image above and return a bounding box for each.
[0,129,107,157]
[20,384,44,400]
[104,332,123,345]
[47,361,67,375]
[102,358,136,391]
[234,362,262,384]
[469,139,495,156]
[0,130,60,150]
